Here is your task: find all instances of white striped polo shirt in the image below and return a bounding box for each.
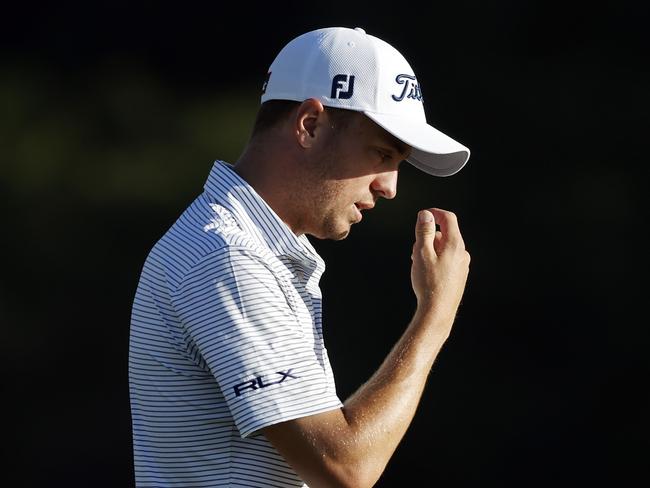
[129,160,343,487]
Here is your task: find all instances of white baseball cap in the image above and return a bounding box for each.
[261,26,470,177]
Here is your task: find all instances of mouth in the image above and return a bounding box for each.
[355,201,375,211]
[352,204,362,222]
[353,202,374,222]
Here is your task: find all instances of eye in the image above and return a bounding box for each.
[376,149,391,161]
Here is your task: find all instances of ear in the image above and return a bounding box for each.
[295,98,325,148]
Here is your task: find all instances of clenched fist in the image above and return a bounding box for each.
[411,208,470,326]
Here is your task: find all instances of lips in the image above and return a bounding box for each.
[352,204,363,222]
[355,201,375,211]
[353,202,374,222]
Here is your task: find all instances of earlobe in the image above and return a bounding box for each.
[296,98,325,149]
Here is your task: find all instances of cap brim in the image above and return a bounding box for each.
[364,111,470,177]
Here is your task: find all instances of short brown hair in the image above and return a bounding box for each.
[250,100,358,137]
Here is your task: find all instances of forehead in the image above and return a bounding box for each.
[356,113,411,159]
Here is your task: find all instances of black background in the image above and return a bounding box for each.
[2,1,648,486]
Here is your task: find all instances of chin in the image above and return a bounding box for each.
[311,220,352,241]
[330,229,350,241]
[330,219,354,240]
[311,228,350,241]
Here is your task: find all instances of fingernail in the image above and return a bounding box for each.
[418,210,433,223]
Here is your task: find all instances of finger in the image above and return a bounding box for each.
[430,208,465,250]
[431,229,442,253]
[414,210,437,257]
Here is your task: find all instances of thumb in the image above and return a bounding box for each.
[414,210,436,252]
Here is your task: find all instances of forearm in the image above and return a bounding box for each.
[334,306,454,484]
[264,209,470,488]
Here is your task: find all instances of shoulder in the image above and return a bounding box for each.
[144,193,272,292]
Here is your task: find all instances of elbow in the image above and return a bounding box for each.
[342,472,379,488]
[322,459,382,488]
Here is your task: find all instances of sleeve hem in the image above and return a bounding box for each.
[239,399,344,439]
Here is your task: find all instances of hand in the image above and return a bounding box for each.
[410,208,470,323]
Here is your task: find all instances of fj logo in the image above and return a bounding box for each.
[392,74,423,102]
[331,74,355,99]
[233,369,299,397]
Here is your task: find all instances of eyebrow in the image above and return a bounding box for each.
[380,138,411,160]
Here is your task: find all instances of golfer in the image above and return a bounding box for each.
[129,26,471,488]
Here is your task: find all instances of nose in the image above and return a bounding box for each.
[371,169,398,200]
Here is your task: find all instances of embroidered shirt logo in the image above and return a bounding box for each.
[203,204,240,235]
[233,369,299,397]
[392,74,423,102]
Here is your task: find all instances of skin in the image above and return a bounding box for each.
[235,99,409,240]
[234,99,470,488]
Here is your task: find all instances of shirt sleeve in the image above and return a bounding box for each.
[171,246,342,438]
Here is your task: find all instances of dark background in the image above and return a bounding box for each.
[2,1,648,486]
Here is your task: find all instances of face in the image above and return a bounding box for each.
[298,111,411,240]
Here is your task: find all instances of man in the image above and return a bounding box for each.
[129,26,470,488]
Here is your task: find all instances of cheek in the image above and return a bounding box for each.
[333,182,360,207]
[312,181,343,212]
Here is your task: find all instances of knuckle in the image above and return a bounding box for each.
[438,209,456,221]
[411,243,423,255]
[450,237,464,251]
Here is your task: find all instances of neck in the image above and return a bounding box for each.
[233,138,306,236]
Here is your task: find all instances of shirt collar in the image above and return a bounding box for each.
[203,160,324,269]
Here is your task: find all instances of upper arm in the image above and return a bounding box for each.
[172,247,342,437]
